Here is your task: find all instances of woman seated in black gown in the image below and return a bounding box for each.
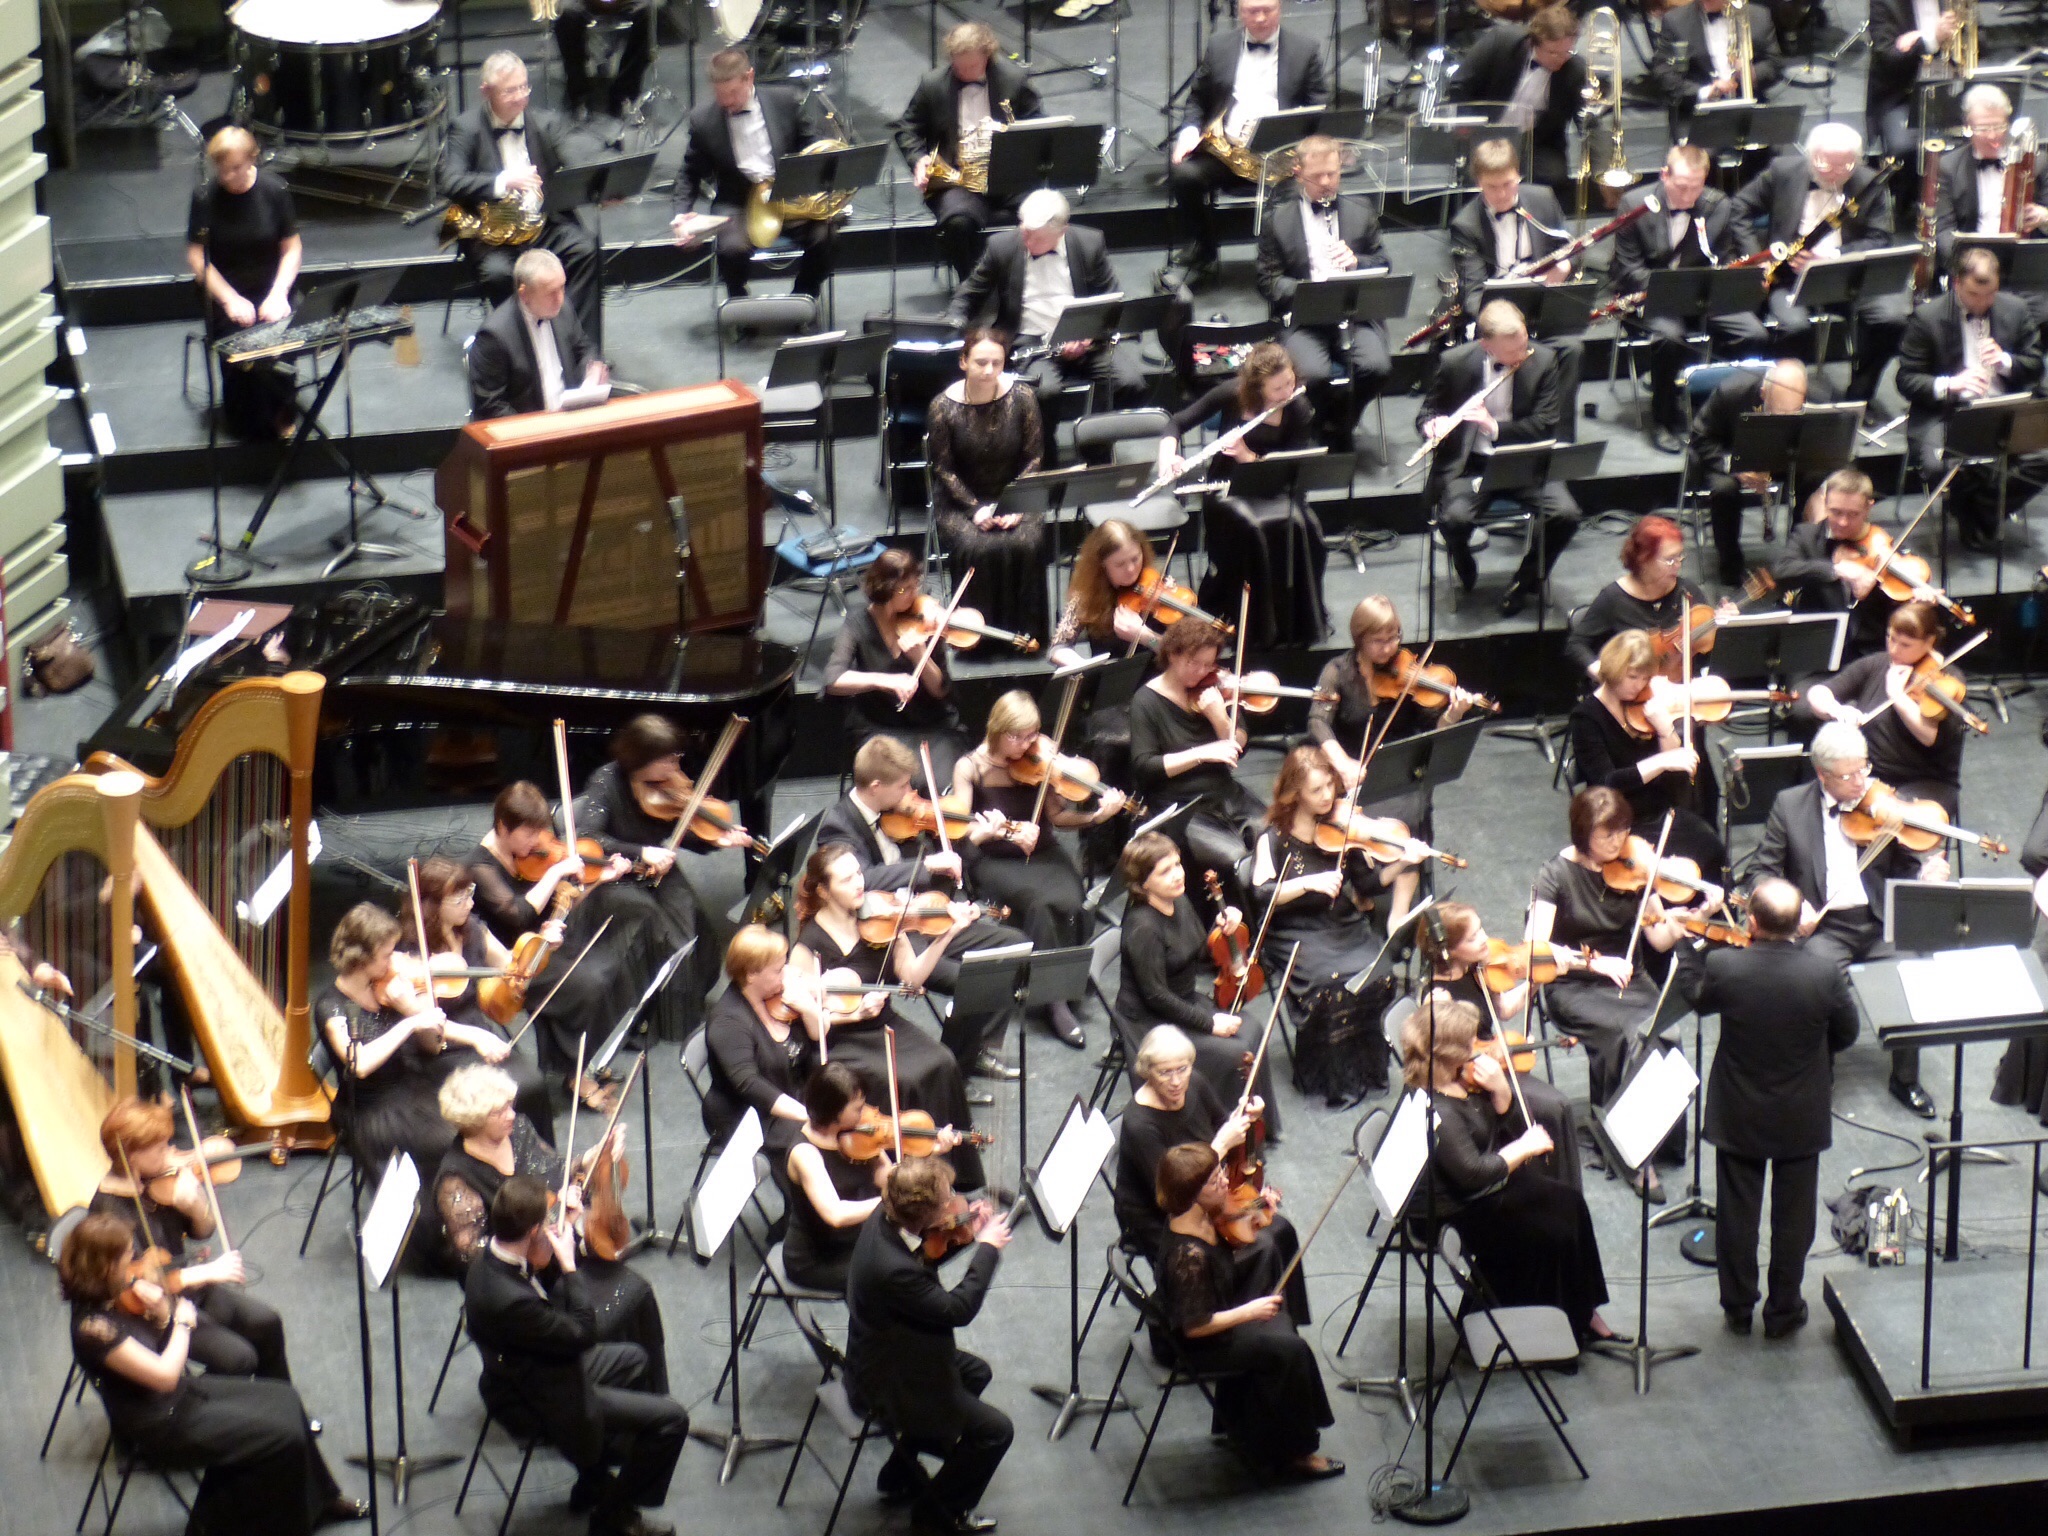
[1399,997,1617,1344]
[1414,903,1582,1190]
[1802,599,1965,818]
[705,925,816,1171]
[926,327,1049,638]
[1151,1144,1342,1481]
[316,903,459,1180]
[783,1062,890,1291]
[1113,1026,1307,1322]
[1568,628,1727,886]
[432,1064,669,1389]
[953,688,1127,1046]
[61,1214,363,1536]
[1564,515,1731,683]
[1128,617,1267,912]
[788,843,987,1192]
[1156,341,1327,647]
[187,126,302,440]
[1049,518,1167,666]
[823,547,969,782]
[403,856,555,1140]
[1114,832,1282,1137]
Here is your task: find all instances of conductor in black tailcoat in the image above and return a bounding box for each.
[1684,879,1859,1338]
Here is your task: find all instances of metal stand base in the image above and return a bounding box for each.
[186,545,255,586]
[1029,1382,1128,1441]
[688,1424,795,1486]
[347,1451,460,1505]
[322,536,408,580]
[1586,1334,1701,1396]
[1337,1369,1417,1423]
[1391,1482,1471,1524]
[1784,61,1835,86]
[1678,1222,1716,1267]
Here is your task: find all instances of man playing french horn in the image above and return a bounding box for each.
[894,23,1044,284]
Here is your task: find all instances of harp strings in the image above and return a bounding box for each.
[154,752,290,1006]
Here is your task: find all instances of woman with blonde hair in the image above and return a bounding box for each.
[704,924,815,1165]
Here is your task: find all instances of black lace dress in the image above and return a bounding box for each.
[927,379,1049,636]
[315,987,457,1179]
[432,1118,669,1391]
[1154,1229,1333,1468]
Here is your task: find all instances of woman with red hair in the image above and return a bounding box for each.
[1564,514,1731,683]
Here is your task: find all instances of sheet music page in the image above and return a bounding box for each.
[168,610,253,686]
[361,1152,421,1288]
[1602,1049,1698,1173]
[692,1108,766,1259]
[1371,1090,1433,1225]
[1031,1102,1117,1235]
[560,381,613,412]
[1898,945,2041,1025]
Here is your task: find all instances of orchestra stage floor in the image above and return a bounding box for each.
[8,681,2048,1535]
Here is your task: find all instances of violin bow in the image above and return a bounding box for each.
[1226,584,1251,742]
[1228,852,1294,1014]
[505,916,612,1051]
[552,718,579,855]
[1028,673,1082,829]
[556,1033,588,1228]
[657,716,750,863]
[1618,810,1676,979]
[113,1140,161,1261]
[899,568,975,712]
[1269,1154,1363,1300]
[1234,940,1300,1118]
[405,857,439,1007]
[848,845,928,1066]
[572,1049,644,1195]
[177,1086,231,1254]
[1127,531,1182,657]
[883,1024,904,1162]
[918,745,957,866]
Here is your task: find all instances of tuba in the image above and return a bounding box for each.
[2001,117,2039,233]
[746,139,856,248]
[1727,0,1755,100]
[1577,8,1631,218]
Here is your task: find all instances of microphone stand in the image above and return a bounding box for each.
[187,220,252,587]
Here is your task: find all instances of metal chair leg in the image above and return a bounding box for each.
[298,1143,341,1257]
[1089,1339,1138,1451]
[1122,1373,1177,1505]
[75,1434,111,1533]
[43,1360,80,1458]
[777,1390,824,1506]
[453,1413,492,1515]
[824,1420,870,1536]
[494,1441,537,1536]
[428,1303,467,1413]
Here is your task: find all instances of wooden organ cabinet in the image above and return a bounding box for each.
[435,381,767,632]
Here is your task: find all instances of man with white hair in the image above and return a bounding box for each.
[1730,123,1907,408]
[1751,720,1947,1118]
[1932,84,2048,273]
[468,249,606,420]
[946,189,1148,405]
[437,53,602,342]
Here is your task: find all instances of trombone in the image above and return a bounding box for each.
[1728,0,1756,100]
[1577,7,1632,225]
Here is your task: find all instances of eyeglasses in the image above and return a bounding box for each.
[1653,552,1686,568]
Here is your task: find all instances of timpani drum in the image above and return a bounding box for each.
[230,0,444,144]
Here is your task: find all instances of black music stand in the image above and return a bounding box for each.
[1406,120,1532,201]
[1730,403,1861,539]
[1024,1096,1127,1441]
[1226,450,1356,622]
[1684,100,1802,157]
[954,945,1092,1191]
[1464,438,1606,628]
[1787,246,1919,386]
[998,462,1155,559]
[1036,293,1175,413]
[1706,610,1845,686]
[351,1155,460,1503]
[1478,279,1598,340]
[591,941,694,1255]
[1916,70,2029,140]
[1955,235,2048,294]
[1244,107,1367,217]
[1886,879,2037,953]
[1642,265,1768,329]
[765,142,889,323]
[1290,272,1415,332]
[547,151,657,354]
[1942,393,2048,592]
[985,119,1105,201]
[1357,715,1486,807]
[1850,940,2048,1260]
[763,329,890,517]
[734,811,822,928]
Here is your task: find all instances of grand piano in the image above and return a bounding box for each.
[87,596,800,831]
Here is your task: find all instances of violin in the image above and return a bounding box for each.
[1369,648,1499,715]
[1312,809,1467,869]
[581,1130,633,1263]
[854,891,1008,948]
[1480,938,1594,993]
[116,1249,186,1317]
[631,768,772,856]
[1009,737,1143,815]
[1203,870,1264,1009]
[1600,834,1720,907]
[1115,568,1234,634]
[808,965,918,1020]
[1461,1029,1560,1081]
[876,790,973,846]
[1836,524,1975,627]
[895,593,1040,654]
[142,1136,256,1204]
[1621,675,1795,737]
[478,929,555,1026]
[1643,571,1778,680]
[1216,1051,1275,1249]
[1661,910,1752,947]
[1838,779,2009,857]
[839,1108,993,1163]
[510,830,613,888]
[1903,653,1991,735]
[916,1193,1001,1261]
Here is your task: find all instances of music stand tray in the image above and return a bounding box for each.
[986,120,1104,202]
[1788,245,1920,311]
[996,461,1155,519]
[1357,715,1486,805]
[1407,120,1532,194]
[1040,292,1176,351]
[1475,438,1605,494]
[768,141,889,206]
[1643,265,1767,324]
[1946,393,2048,460]
[545,150,658,214]
[1685,101,1803,154]
[1225,449,1357,500]
[1291,273,1415,330]
[1885,878,2037,953]
[1480,279,1597,338]
[1706,610,1846,678]
[1243,107,1369,160]
[764,328,891,390]
[1730,404,1863,478]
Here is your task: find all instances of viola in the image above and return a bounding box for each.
[581,1133,633,1263]
[1480,938,1594,993]
[632,769,771,856]
[1203,870,1264,1009]
[1839,779,2009,857]
[115,1250,186,1317]
[1621,675,1795,737]
[510,830,613,888]
[1369,648,1499,715]
[478,929,555,1026]
[1461,1029,1562,1081]
[1836,524,1976,626]
[876,790,973,846]
[810,965,917,1020]
[1221,669,1339,714]
[917,1194,999,1261]
[854,891,1008,948]
[839,1108,993,1163]
[1009,737,1143,815]
[1115,568,1234,634]
[1312,810,1467,869]
[1903,653,1990,735]
[142,1137,256,1205]
[894,593,1040,654]
[1600,835,1720,907]
[1216,1050,1275,1248]
[1662,910,1752,947]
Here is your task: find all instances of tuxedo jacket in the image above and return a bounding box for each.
[1932,141,2048,267]
[469,294,599,420]
[947,224,1119,334]
[1690,938,1857,1160]
[1895,289,2044,417]
[1178,27,1329,133]
[438,103,576,210]
[1448,184,1570,316]
[1451,23,1587,163]
[1729,155,1896,258]
[1753,778,1923,915]
[815,792,950,894]
[892,57,1044,169]
[1255,193,1390,320]
[1609,181,1737,295]
[1418,338,1565,485]
[1650,0,1780,115]
[677,85,819,213]
[465,1248,608,1468]
[844,1212,1000,1444]
[1865,0,1935,121]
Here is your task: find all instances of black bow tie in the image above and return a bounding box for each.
[1978,157,2003,169]
[1494,208,1518,222]
[1825,800,1846,818]
[495,118,525,135]
[1312,198,1337,214]
[1032,249,1059,259]
[1245,39,1274,51]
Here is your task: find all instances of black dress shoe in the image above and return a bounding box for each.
[614,1515,676,1536]
[1047,1002,1086,1049]
[1890,1079,1937,1119]
[972,1051,1020,1082]
[1725,1308,1753,1336]
[320,1496,371,1525]
[915,1513,998,1536]
[1285,1456,1347,1480]
[1762,1300,1809,1340]
[1497,579,1531,618]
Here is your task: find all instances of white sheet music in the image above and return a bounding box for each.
[1370,1090,1433,1224]
[1031,1100,1117,1235]
[1601,1049,1698,1174]
[237,820,320,926]
[168,610,253,687]
[360,1152,421,1289]
[1898,944,2042,1025]
[692,1107,766,1260]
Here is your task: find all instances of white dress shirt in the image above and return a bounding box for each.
[1469,358,1515,461]
[853,794,902,864]
[1909,0,1943,48]
[491,116,535,199]
[957,81,992,139]
[1797,185,1845,256]
[520,303,569,413]
[1938,306,2008,397]
[1819,792,1870,912]
[727,97,775,183]
[1976,157,2006,233]
[1491,205,1528,274]
[1225,37,1281,138]
[1504,57,1551,129]
[1020,235,1074,340]
[1303,196,1345,280]
[1701,10,1732,84]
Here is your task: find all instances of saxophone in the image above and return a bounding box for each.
[927,99,1012,194]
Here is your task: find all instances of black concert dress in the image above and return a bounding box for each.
[823,605,967,781]
[1529,854,1667,1106]
[1562,577,1710,681]
[314,987,457,1181]
[958,753,1085,953]
[1307,651,1454,831]
[187,169,298,439]
[1417,972,1583,1191]
[407,922,556,1141]
[783,1139,876,1291]
[926,379,1049,637]
[794,917,985,1191]
[1566,693,1727,883]
[702,986,813,1166]
[1127,684,1267,911]
[1802,651,1964,818]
